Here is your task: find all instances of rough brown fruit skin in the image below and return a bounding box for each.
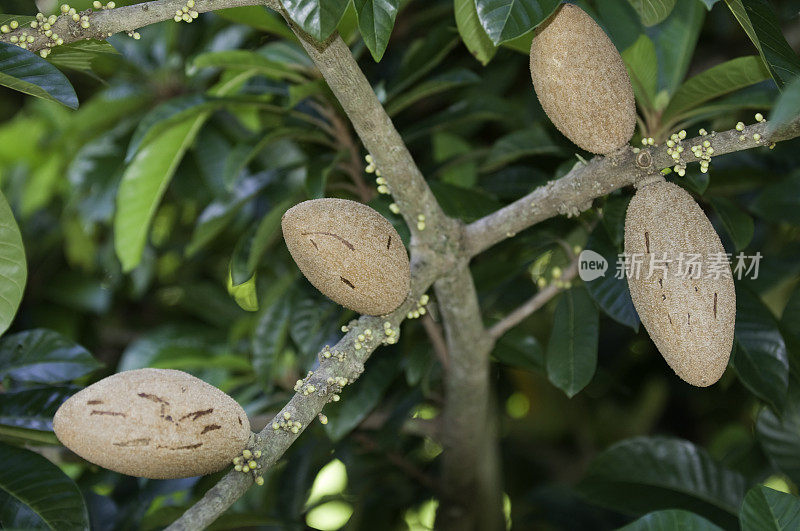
[530,4,636,154]
[282,198,410,315]
[53,369,250,479]
[624,180,735,387]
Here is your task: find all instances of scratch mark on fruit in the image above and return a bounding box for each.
[137,393,169,405]
[340,276,355,289]
[86,400,103,405]
[201,424,221,434]
[695,286,699,292]
[238,416,242,425]
[714,293,717,319]
[644,231,650,253]
[157,443,203,450]
[687,313,691,325]
[658,278,663,288]
[164,415,173,422]
[387,236,391,250]
[310,239,319,250]
[91,410,126,417]
[301,231,354,250]
[661,294,666,301]
[113,438,150,447]
[667,314,673,325]
[180,409,213,421]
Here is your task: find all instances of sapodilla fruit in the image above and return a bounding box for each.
[624,180,735,386]
[282,198,410,315]
[53,369,250,479]
[530,3,636,154]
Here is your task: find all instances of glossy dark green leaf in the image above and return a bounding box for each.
[661,56,770,125]
[191,50,307,83]
[578,436,746,529]
[289,289,341,361]
[45,40,119,73]
[586,227,640,332]
[756,389,800,486]
[0,386,75,432]
[115,114,208,272]
[732,286,788,412]
[354,0,399,62]
[546,287,599,397]
[649,0,705,97]
[323,354,400,441]
[387,26,459,98]
[782,283,800,341]
[710,196,754,251]
[117,325,224,372]
[429,181,502,223]
[386,68,480,116]
[215,6,297,40]
[482,126,565,172]
[247,199,295,275]
[252,276,295,390]
[751,173,800,226]
[493,329,544,371]
[474,0,560,45]
[622,35,658,112]
[0,42,77,109]
[280,0,350,41]
[305,154,338,200]
[454,0,497,65]
[619,509,723,530]
[0,441,89,530]
[767,75,800,135]
[739,486,800,530]
[0,190,26,336]
[628,0,676,26]
[602,194,631,247]
[725,0,800,88]
[0,329,100,385]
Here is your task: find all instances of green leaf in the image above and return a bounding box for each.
[578,436,746,529]
[305,154,339,200]
[622,35,658,113]
[628,0,676,26]
[739,486,800,530]
[585,226,640,332]
[247,199,295,275]
[650,0,706,97]
[0,42,78,109]
[191,50,307,83]
[323,354,400,441]
[280,0,350,41]
[619,509,723,530]
[661,56,770,125]
[0,190,26,336]
[354,0,399,62]
[725,0,800,89]
[546,287,599,397]
[227,271,259,312]
[215,6,297,40]
[709,196,755,251]
[732,286,789,412]
[253,284,293,390]
[114,114,207,271]
[0,441,89,530]
[482,125,565,172]
[767,75,800,135]
[0,386,75,432]
[757,390,800,487]
[289,289,341,361]
[751,173,800,226]
[601,194,631,247]
[387,26,459,98]
[386,68,480,116]
[474,0,561,45]
[45,40,119,73]
[494,329,543,371]
[429,181,502,223]
[455,0,497,65]
[0,329,100,385]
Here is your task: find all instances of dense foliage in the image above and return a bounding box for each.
[1,0,800,529]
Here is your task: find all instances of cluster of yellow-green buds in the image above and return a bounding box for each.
[382,320,398,345]
[174,0,199,23]
[352,328,374,351]
[736,113,772,147]
[294,370,318,395]
[318,413,328,425]
[406,294,430,320]
[366,154,393,196]
[640,136,655,146]
[320,344,347,362]
[664,130,688,175]
[689,129,715,174]
[388,202,400,215]
[232,448,264,486]
[92,1,115,9]
[416,214,426,231]
[272,410,303,434]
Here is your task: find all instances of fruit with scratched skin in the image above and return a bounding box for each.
[282,198,410,316]
[53,368,251,478]
[529,3,636,154]
[624,179,735,387]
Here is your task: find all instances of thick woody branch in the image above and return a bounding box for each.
[465,118,800,257]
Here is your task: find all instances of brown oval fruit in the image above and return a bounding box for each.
[282,198,410,315]
[53,369,250,478]
[530,4,636,154]
[624,180,735,387]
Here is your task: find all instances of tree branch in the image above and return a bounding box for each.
[488,255,580,341]
[465,118,800,257]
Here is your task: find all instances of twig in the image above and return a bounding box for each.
[421,313,448,369]
[488,257,580,341]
